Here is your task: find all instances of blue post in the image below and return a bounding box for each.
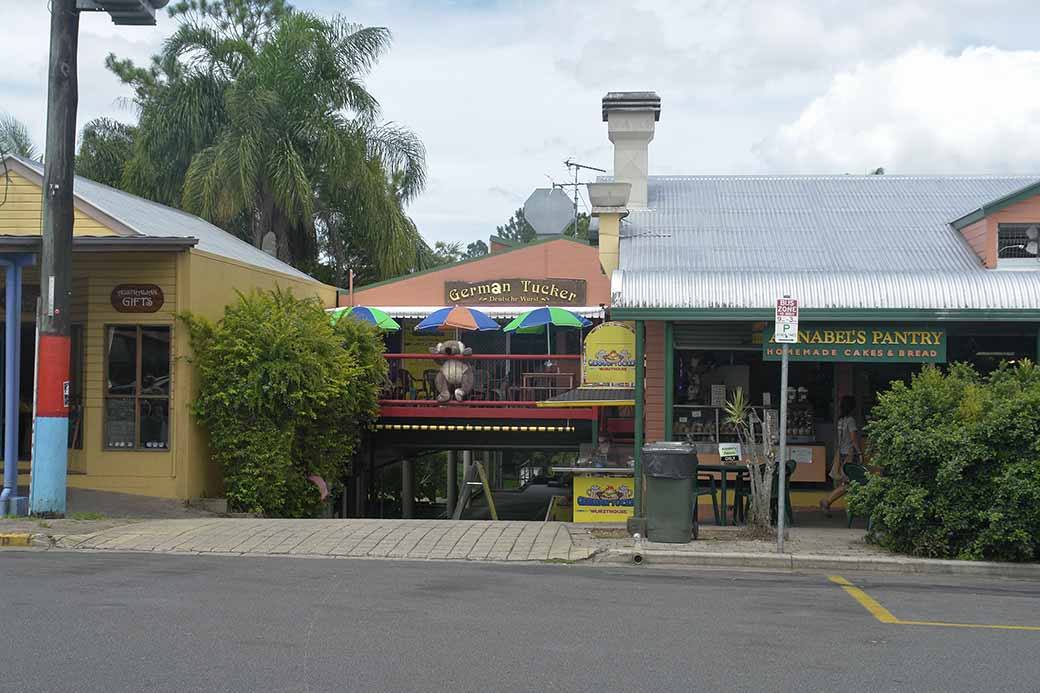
[0,258,26,515]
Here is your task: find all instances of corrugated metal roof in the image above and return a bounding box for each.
[10,156,316,282]
[614,175,1040,311]
[620,175,1040,273]
[613,270,1040,311]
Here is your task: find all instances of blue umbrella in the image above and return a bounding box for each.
[415,306,501,334]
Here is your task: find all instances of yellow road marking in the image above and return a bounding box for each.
[828,575,1040,632]
[828,575,900,624]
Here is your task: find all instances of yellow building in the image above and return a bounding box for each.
[2,155,336,501]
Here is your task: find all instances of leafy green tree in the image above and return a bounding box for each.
[76,118,137,187]
[429,238,489,266]
[183,288,385,517]
[0,112,39,159]
[496,207,536,243]
[849,362,1040,561]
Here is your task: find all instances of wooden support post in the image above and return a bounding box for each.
[31,0,80,517]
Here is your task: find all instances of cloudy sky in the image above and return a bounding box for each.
[3,0,1040,246]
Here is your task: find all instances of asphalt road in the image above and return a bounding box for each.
[2,551,1039,692]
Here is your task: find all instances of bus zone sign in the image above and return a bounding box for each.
[774,297,799,344]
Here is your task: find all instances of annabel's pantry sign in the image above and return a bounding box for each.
[764,325,947,363]
[445,278,586,305]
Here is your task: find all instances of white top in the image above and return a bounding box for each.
[837,416,859,456]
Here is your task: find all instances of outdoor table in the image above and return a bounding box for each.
[696,463,748,526]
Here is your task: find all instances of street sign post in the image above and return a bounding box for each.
[774,296,798,552]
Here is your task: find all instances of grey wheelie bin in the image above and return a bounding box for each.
[643,442,698,543]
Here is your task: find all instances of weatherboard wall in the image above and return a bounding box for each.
[0,169,117,236]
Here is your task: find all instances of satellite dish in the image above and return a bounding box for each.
[1026,226,1039,256]
[523,188,574,236]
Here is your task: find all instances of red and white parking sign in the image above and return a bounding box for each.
[774,297,799,344]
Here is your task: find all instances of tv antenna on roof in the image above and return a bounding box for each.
[559,159,606,236]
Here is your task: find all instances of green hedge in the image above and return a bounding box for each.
[848,362,1040,562]
[183,289,385,517]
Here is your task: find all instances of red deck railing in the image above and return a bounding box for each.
[379,353,593,419]
[382,353,580,402]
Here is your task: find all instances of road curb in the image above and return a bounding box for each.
[594,549,1040,578]
[0,533,33,548]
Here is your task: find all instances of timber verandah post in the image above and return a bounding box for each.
[31,0,80,517]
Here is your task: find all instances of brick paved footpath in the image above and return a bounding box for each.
[52,519,595,562]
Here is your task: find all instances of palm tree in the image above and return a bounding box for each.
[0,112,39,160]
[108,1,428,274]
[76,117,137,187]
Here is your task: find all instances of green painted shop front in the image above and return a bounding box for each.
[614,310,1040,517]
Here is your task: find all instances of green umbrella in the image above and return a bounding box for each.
[329,306,401,331]
[503,306,592,354]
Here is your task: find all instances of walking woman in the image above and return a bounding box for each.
[820,395,862,517]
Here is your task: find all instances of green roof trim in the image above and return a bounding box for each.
[951,180,1040,230]
[610,307,1040,323]
[348,235,592,293]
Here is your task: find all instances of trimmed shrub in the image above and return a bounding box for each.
[848,362,1040,561]
[183,289,385,517]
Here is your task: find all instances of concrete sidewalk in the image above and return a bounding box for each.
[45,518,595,562]
[12,517,1040,579]
[575,525,1040,579]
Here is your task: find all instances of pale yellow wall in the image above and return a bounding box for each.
[15,251,181,497]
[77,253,180,496]
[0,170,117,236]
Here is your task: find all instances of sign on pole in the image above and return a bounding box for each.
[774,296,799,344]
[774,295,797,553]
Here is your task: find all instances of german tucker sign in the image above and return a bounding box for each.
[111,284,164,313]
[764,325,946,363]
[444,278,586,305]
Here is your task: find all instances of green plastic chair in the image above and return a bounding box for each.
[695,474,721,525]
[843,462,870,529]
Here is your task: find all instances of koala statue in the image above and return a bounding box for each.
[429,340,474,402]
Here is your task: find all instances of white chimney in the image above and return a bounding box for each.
[602,92,660,210]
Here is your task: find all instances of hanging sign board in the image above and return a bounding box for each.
[573,475,635,523]
[444,278,586,305]
[582,321,636,387]
[774,297,799,344]
[111,284,164,313]
[764,325,947,363]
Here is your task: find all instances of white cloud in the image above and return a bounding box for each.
[754,47,1040,173]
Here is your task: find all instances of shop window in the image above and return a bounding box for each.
[997,224,1040,265]
[104,325,171,451]
[68,325,83,449]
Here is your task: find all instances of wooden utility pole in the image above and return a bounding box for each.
[30,0,80,517]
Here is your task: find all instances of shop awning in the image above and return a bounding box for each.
[330,305,606,320]
[537,387,634,408]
